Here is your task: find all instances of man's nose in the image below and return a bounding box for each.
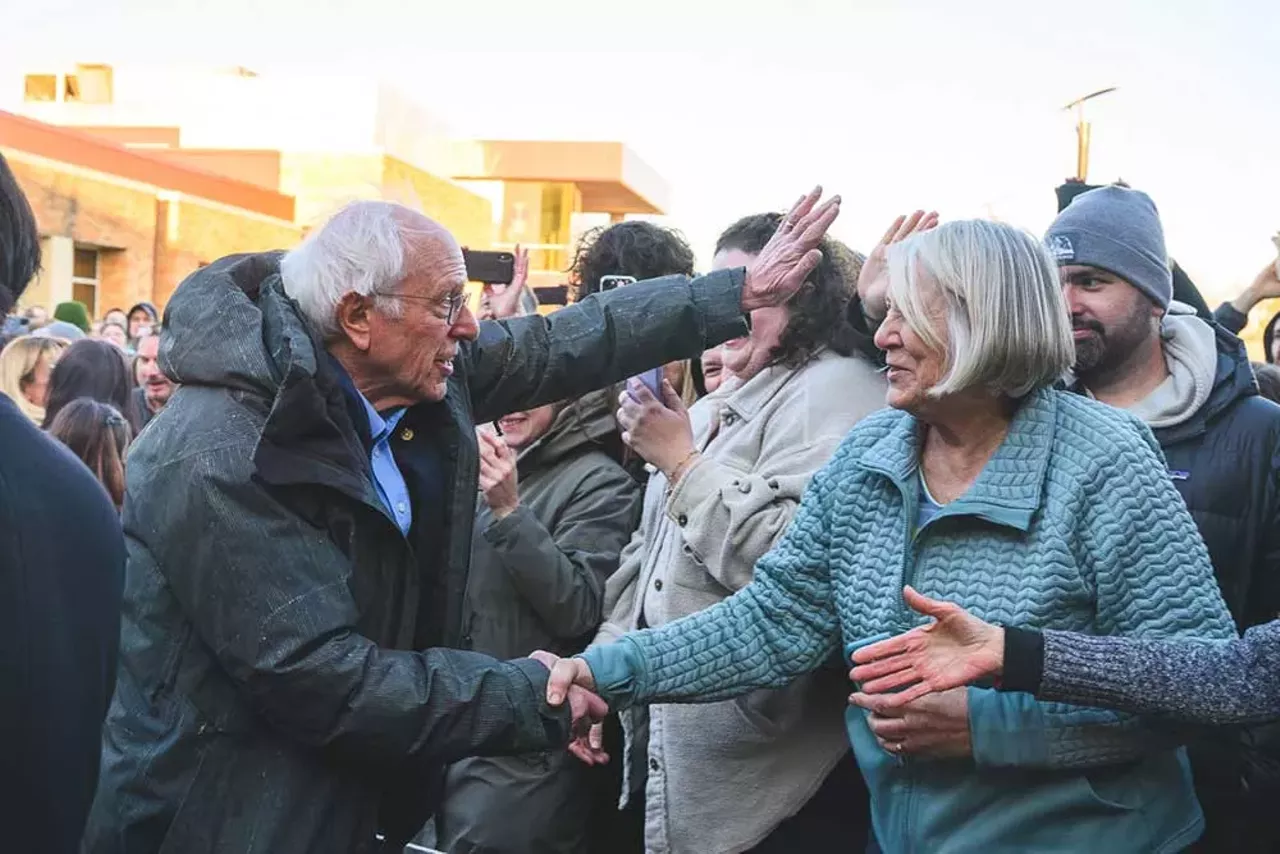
[450,305,480,342]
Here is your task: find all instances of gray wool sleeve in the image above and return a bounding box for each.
[1037,621,1280,726]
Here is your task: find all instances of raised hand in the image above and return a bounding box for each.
[484,245,531,320]
[616,378,696,477]
[741,187,842,311]
[477,430,519,518]
[857,210,940,323]
[846,586,1004,711]
[528,650,609,765]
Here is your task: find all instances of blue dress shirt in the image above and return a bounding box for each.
[357,393,413,536]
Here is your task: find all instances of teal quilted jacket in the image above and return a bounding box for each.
[583,387,1237,854]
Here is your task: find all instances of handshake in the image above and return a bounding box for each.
[529,651,610,765]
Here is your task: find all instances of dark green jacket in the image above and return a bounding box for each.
[436,389,642,854]
[82,251,747,854]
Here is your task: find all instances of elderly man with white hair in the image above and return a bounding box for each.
[81,192,840,854]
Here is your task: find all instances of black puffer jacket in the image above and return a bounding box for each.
[1146,320,1280,852]
[82,252,749,854]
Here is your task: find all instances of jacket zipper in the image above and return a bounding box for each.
[897,479,918,853]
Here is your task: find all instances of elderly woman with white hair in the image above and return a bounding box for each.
[541,218,1238,853]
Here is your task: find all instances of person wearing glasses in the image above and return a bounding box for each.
[82,193,843,854]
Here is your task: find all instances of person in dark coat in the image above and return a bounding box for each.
[81,191,840,853]
[1048,186,1280,853]
[0,153,126,854]
[433,391,642,854]
[124,300,158,342]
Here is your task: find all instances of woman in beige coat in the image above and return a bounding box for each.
[589,213,888,854]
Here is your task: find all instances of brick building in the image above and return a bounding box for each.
[2,110,300,318]
[4,63,673,317]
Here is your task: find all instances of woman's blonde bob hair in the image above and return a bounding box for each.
[886,219,1075,399]
[0,334,67,423]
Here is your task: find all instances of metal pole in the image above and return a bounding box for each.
[1064,87,1117,183]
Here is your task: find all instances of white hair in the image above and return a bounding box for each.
[279,200,412,339]
[887,219,1075,398]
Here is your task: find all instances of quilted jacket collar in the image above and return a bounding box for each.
[856,387,1059,533]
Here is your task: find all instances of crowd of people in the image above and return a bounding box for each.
[2,139,1280,854]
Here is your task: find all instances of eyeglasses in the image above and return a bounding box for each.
[375,290,468,325]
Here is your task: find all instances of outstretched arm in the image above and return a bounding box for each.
[852,588,1280,727]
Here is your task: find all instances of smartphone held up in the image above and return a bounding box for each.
[463,249,515,285]
[631,367,664,398]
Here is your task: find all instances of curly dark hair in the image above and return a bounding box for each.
[714,213,879,368]
[569,221,695,301]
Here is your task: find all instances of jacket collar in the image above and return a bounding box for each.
[1154,317,1258,444]
[1066,316,1259,445]
[248,281,391,512]
[719,349,833,423]
[856,387,1059,533]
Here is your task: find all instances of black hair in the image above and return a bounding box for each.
[42,338,136,431]
[0,153,41,315]
[1265,311,1278,365]
[569,221,695,301]
[714,212,880,367]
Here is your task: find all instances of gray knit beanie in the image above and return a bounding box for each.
[1045,185,1172,310]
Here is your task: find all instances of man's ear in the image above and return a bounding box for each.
[334,292,374,352]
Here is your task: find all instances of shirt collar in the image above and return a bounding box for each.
[359,393,406,443]
[325,352,405,444]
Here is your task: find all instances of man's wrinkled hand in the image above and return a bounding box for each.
[860,687,972,759]
[741,187,841,312]
[529,651,609,765]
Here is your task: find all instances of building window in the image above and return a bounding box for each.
[72,247,100,318]
[66,64,113,104]
[23,74,57,102]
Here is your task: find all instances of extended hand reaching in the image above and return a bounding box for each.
[847,586,1004,711]
[741,187,842,311]
[529,651,610,765]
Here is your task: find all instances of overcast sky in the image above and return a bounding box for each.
[2,0,1277,300]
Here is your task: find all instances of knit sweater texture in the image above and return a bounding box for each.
[1034,622,1280,726]
[583,386,1237,854]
